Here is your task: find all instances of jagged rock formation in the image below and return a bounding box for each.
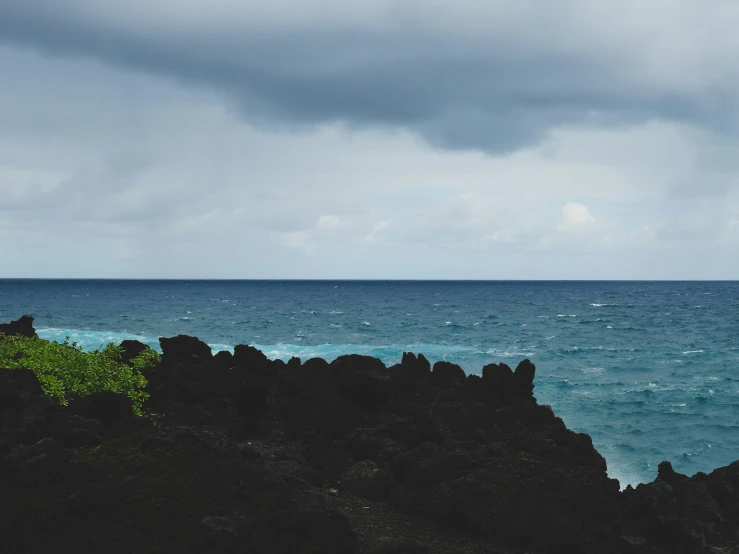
[1,319,737,553]
[0,315,36,338]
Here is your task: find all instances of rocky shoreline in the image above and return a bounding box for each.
[1,316,737,553]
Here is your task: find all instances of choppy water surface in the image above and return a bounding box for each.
[2,279,738,487]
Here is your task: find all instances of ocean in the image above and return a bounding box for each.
[1,279,737,487]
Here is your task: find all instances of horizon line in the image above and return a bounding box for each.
[1,278,738,282]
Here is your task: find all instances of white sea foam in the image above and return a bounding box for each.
[37,328,160,351]
[682,350,704,354]
[582,367,605,374]
[486,347,535,357]
[208,343,232,353]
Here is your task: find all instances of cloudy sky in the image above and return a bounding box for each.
[1,0,738,279]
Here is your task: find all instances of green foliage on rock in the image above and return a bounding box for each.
[0,333,159,414]
[129,346,162,375]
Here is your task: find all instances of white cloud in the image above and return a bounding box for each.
[317,215,342,230]
[559,203,596,230]
[366,220,392,243]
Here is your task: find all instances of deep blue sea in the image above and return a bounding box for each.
[1,279,737,487]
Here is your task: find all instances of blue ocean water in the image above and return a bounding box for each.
[1,279,737,487]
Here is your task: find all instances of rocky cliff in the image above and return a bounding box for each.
[1,317,737,553]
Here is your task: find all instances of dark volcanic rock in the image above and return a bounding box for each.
[0,315,36,338]
[233,343,270,369]
[119,339,148,365]
[159,334,213,366]
[332,355,392,409]
[67,391,134,428]
[513,358,536,397]
[389,352,431,393]
[621,460,739,553]
[431,361,466,387]
[0,367,357,554]
[0,369,107,453]
[341,460,395,501]
[365,538,430,554]
[656,460,689,485]
[481,362,513,400]
[213,350,234,365]
[3,327,739,554]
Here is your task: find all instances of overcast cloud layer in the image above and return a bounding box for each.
[1,0,738,278]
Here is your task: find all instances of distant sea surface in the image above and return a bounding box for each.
[1,279,738,487]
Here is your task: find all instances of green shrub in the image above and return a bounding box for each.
[0,333,160,415]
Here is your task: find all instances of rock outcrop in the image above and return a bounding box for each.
[119,339,148,364]
[0,315,36,338]
[1,319,738,554]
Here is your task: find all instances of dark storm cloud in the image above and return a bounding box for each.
[2,0,737,154]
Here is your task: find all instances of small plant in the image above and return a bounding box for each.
[0,333,160,415]
[130,346,162,375]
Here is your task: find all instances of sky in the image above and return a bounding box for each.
[1,0,738,279]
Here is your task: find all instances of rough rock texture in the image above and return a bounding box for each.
[1,320,738,554]
[0,368,356,554]
[119,339,148,365]
[621,461,739,553]
[0,315,36,338]
[159,334,213,366]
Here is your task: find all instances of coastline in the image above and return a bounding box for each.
[28,322,738,490]
[4,277,735,488]
[1,316,738,553]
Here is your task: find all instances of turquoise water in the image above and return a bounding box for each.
[1,279,738,487]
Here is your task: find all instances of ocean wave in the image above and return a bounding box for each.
[37,328,160,351]
[208,343,232,353]
[485,348,535,358]
[31,336,494,368]
[582,367,605,374]
[247,342,488,367]
[613,443,638,453]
